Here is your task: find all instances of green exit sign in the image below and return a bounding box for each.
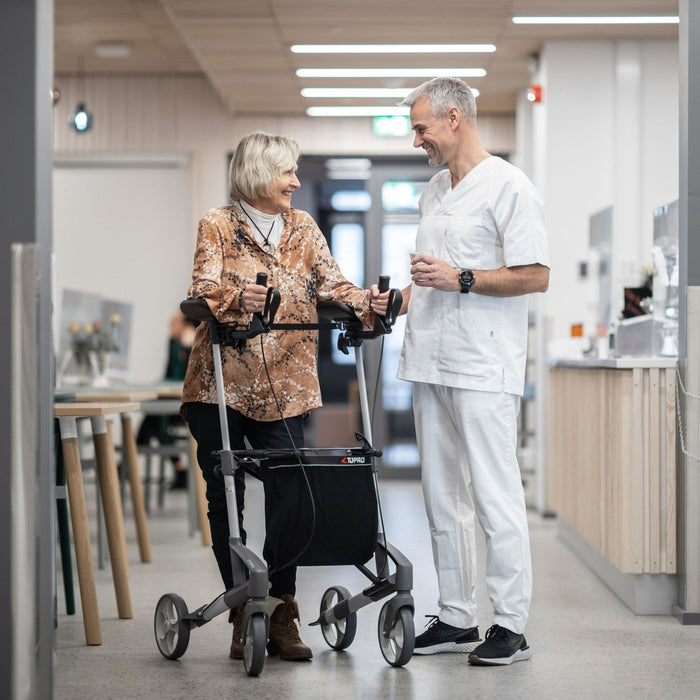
[373,115,411,137]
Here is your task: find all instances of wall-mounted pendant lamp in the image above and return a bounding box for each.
[69,102,93,133]
[69,55,93,134]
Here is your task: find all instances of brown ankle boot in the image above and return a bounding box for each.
[228,604,245,659]
[266,594,313,661]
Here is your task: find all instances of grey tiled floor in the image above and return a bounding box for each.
[55,478,700,699]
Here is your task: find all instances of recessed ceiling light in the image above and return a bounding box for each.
[307,106,411,117]
[95,41,131,59]
[297,68,486,78]
[301,87,480,98]
[512,16,678,25]
[292,43,496,53]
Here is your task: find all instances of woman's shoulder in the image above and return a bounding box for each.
[283,207,314,225]
[282,208,322,236]
[200,205,240,223]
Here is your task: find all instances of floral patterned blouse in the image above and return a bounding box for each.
[181,205,373,421]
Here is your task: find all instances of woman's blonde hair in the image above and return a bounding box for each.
[228,131,300,202]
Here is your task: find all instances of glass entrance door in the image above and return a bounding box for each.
[364,162,435,478]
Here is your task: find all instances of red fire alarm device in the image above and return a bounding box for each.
[527,84,542,103]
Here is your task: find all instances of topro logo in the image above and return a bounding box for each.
[341,456,367,464]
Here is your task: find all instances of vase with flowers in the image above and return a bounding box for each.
[67,314,121,387]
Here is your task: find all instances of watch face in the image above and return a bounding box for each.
[459,269,474,292]
[460,270,474,285]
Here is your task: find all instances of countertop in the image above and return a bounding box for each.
[548,356,678,369]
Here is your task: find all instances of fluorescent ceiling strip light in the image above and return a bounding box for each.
[512,16,678,25]
[326,158,372,169]
[297,68,486,78]
[301,87,479,98]
[302,88,411,98]
[291,43,496,53]
[307,106,410,117]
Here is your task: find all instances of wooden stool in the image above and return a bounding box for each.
[54,420,75,616]
[75,390,156,564]
[139,393,212,546]
[119,412,152,562]
[55,401,139,645]
[188,433,212,546]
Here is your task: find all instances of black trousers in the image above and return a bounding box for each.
[184,401,304,598]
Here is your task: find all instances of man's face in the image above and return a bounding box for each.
[409,95,452,166]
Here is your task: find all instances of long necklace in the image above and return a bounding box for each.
[240,201,276,248]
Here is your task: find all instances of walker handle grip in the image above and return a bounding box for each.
[253,272,278,324]
[377,275,401,327]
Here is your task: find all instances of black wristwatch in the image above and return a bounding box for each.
[459,269,475,294]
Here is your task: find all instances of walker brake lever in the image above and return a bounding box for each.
[336,276,402,351]
[383,288,402,328]
[370,275,402,335]
[251,271,280,332]
[261,286,280,327]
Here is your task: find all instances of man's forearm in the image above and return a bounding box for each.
[469,264,549,297]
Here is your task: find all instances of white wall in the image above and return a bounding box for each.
[52,74,515,382]
[52,54,679,374]
[53,156,193,382]
[525,40,679,342]
[53,75,516,214]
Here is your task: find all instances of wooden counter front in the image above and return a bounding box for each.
[547,364,676,575]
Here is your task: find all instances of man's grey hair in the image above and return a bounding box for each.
[401,77,477,124]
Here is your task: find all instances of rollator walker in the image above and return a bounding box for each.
[154,274,415,676]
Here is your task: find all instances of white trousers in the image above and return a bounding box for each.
[413,382,532,634]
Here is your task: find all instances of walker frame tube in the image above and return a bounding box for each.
[209,331,242,547]
[310,537,413,628]
[354,345,373,445]
[163,286,413,669]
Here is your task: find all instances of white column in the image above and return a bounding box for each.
[532,39,678,342]
[1,1,55,698]
[675,0,700,624]
[612,42,644,298]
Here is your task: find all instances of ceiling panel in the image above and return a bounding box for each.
[54,0,679,116]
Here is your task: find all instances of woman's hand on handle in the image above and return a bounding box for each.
[241,282,268,312]
[370,284,411,316]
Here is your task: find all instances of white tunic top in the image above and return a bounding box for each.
[397,156,549,396]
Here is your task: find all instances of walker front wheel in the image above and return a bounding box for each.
[243,613,267,677]
[154,593,190,660]
[319,586,357,650]
[377,602,414,667]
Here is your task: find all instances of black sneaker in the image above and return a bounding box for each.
[413,615,481,655]
[468,624,531,665]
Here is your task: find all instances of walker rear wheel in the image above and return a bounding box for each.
[319,586,357,650]
[154,593,190,660]
[243,613,267,677]
[377,602,414,667]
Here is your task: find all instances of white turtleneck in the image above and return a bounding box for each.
[238,201,283,250]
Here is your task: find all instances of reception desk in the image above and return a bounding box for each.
[547,357,677,613]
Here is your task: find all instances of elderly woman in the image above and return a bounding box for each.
[182,131,379,662]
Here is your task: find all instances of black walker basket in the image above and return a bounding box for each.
[153,276,415,676]
[246,446,379,568]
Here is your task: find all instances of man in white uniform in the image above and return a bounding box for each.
[372,77,549,665]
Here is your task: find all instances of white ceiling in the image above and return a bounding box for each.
[54,0,679,116]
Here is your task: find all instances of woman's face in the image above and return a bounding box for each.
[250,165,300,214]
